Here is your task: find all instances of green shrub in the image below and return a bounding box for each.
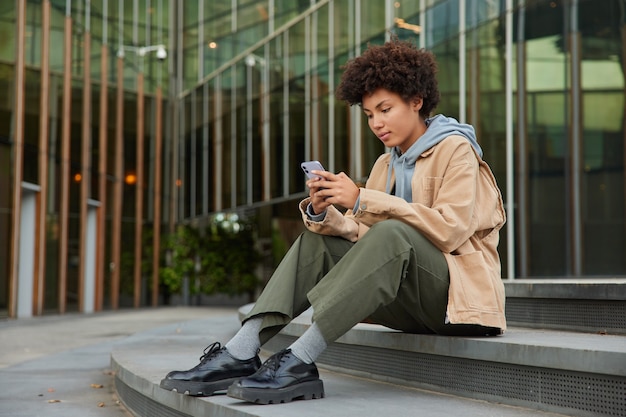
[159,213,261,300]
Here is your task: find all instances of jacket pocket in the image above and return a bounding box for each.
[420,176,443,207]
[449,251,501,312]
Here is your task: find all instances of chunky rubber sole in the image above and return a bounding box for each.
[227,379,325,404]
[159,376,240,397]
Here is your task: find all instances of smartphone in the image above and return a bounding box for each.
[301,160,326,179]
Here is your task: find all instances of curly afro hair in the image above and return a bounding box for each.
[335,37,440,118]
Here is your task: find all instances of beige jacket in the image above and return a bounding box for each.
[299,135,507,330]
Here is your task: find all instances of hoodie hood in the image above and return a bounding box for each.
[386,114,483,202]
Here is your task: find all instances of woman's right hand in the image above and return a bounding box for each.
[307,170,360,214]
[307,174,332,215]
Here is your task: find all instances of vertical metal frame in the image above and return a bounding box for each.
[133,70,145,308]
[174,0,183,221]
[246,60,253,205]
[458,0,466,123]
[352,0,362,177]
[304,13,312,162]
[58,1,73,313]
[569,0,583,275]
[35,0,51,315]
[262,44,270,201]
[167,0,178,229]
[198,0,204,80]
[623,9,626,267]
[178,90,185,218]
[328,6,335,172]
[505,0,516,280]
[230,65,237,208]
[95,0,109,311]
[78,1,92,312]
[111,0,125,309]
[8,0,27,318]
[516,0,529,278]
[152,85,163,306]
[190,89,197,217]
[202,83,210,216]
[214,73,223,211]
[385,0,393,40]
[310,11,320,162]
[282,32,290,196]
[467,0,479,129]
[419,0,426,49]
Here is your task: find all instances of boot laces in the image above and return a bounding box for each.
[199,341,223,363]
[262,349,289,375]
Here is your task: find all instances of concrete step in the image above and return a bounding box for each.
[504,280,626,334]
[110,313,574,417]
[242,305,626,417]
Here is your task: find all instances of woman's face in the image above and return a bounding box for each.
[362,88,425,154]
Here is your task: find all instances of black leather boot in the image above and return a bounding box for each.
[227,349,324,404]
[160,342,261,396]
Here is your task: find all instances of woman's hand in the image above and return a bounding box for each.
[307,170,360,215]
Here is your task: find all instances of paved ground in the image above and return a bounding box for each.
[0,307,235,417]
[0,307,579,417]
[112,313,573,417]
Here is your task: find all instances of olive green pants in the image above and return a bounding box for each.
[244,219,491,345]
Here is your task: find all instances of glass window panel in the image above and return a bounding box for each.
[88,5,103,84]
[194,87,204,217]
[393,0,421,27]
[183,1,200,90]
[234,101,246,206]
[360,1,386,43]
[426,0,459,48]
[268,36,285,198]
[236,0,269,52]
[331,0,351,58]
[139,94,150,223]
[432,36,460,120]
[331,2,355,177]
[466,0,503,30]
[182,95,192,219]
[521,0,569,276]
[0,152,9,314]
[465,15,509,276]
[243,48,264,204]
[204,82,215,212]
[89,87,99,200]
[577,0,625,275]
[220,67,236,209]
[0,63,13,210]
[312,6,330,169]
[0,3,15,63]
[333,95,350,177]
[288,19,307,80]
[287,28,307,194]
[288,76,306,195]
[527,92,568,276]
[274,0,310,28]
[203,1,234,75]
[25,2,42,67]
[23,69,40,184]
[49,1,66,73]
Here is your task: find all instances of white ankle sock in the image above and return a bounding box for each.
[288,322,327,364]
[225,316,263,360]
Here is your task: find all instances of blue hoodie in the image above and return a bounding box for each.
[386,114,482,203]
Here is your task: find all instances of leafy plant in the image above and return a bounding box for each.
[159,213,261,301]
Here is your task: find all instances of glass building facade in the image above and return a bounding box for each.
[1,0,624,318]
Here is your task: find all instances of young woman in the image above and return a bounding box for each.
[160,37,506,405]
